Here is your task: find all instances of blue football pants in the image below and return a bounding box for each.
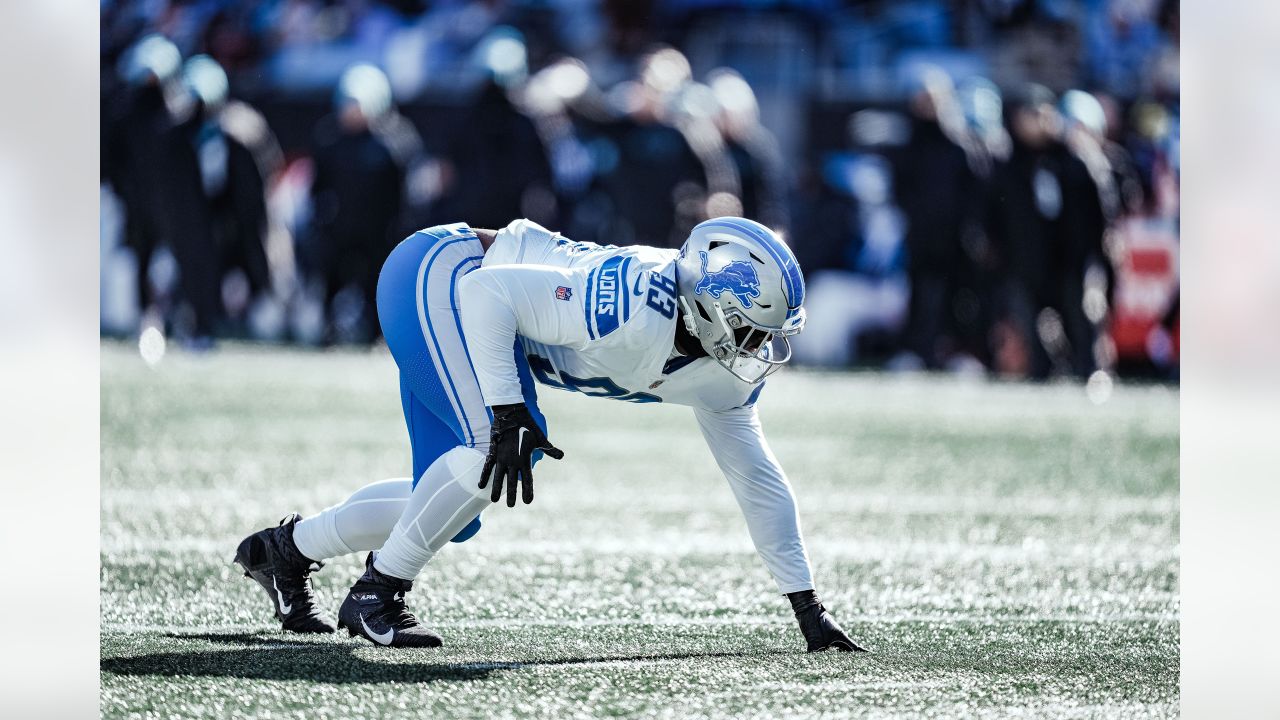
[376,223,547,543]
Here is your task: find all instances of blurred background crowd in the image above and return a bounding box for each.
[100,0,1179,381]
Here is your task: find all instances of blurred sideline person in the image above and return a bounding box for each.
[669,80,742,229]
[891,69,981,370]
[988,85,1107,380]
[233,217,866,654]
[102,34,187,334]
[517,56,602,228]
[178,56,280,337]
[106,36,270,344]
[708,68,790,233]
[1059,89,1128,365]
[444,30,556,231]
[304,64,422,344]
[950,77,1012,369]
[580,47,720,248]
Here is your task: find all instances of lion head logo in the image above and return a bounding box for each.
[693,251,762,308]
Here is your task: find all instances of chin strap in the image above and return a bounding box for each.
[676,295,699,337]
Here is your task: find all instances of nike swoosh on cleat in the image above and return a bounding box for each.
[273,577,293,615]
[361,614,394,645]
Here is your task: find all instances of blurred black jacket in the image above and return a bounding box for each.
[102,83,173,309]
[988,137,1106,378]
[598,117,707,248]
[894,117,978,271]
[446,81,554,230]
[989,139,1104,300]
[307,116,406,305]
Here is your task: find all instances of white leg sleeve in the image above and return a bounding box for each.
[372,446,490,582]
[292,478,412,562]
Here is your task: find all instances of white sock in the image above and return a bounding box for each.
[292,478,412,562]
[373,446,489,582]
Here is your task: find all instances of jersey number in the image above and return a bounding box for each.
[645,272,678,319]
[527,355,661,403]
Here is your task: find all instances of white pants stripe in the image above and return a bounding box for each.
[413,229,490,448]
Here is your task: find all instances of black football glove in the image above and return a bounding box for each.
[788,590,867,652]
[479,403,564,507]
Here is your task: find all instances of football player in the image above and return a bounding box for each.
[234,217,865,652]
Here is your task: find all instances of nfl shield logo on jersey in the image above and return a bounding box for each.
[555,286,573,301]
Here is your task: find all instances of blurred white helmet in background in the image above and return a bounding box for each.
[335,64,393,122]
[675,217,806,384]
[1061,89,1107,137]
[183,55,229,112]
[122,33,181,86]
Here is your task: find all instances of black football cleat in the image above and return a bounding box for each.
[233,513,336,634]
[791,593,867,652]
[337,554,443,648]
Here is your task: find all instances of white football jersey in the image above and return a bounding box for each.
[456,219,812,594]
[471,219,763,412]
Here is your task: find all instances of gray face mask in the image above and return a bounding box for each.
[680,297,800,384]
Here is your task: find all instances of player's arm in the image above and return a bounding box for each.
[693,403,866,652]
[457,264,589,506]
[458,264,589,402]
[692,403,813,592]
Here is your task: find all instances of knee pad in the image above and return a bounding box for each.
[439,445,488,497]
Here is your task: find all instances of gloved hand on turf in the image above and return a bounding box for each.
[788,590,867,652]
[479,403,564,507]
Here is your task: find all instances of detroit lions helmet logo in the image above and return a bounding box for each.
[694,251,762,308]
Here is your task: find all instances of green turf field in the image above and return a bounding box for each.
[101,341,1179,718]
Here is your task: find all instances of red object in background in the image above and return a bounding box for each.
[1109,217,1179,364]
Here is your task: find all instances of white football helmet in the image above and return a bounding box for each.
[675,217,806,383]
